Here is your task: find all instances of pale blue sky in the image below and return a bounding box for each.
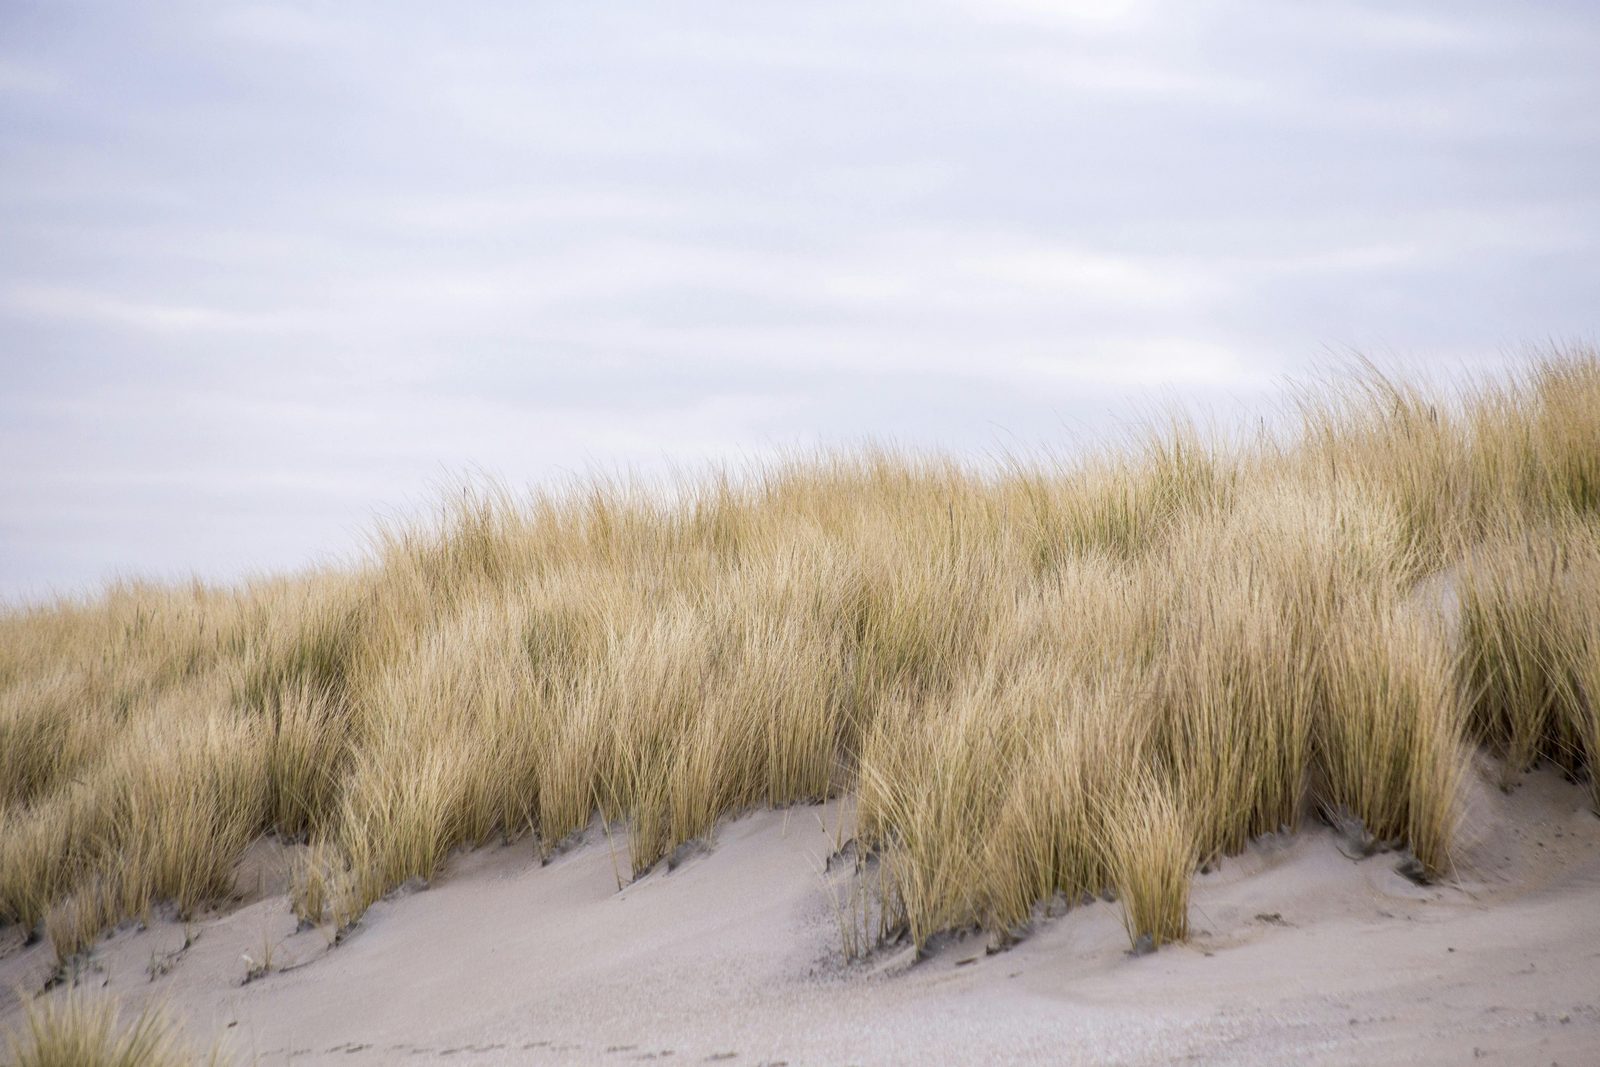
[2,1,1597,601]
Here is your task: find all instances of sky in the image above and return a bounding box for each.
[2,1,1597,602]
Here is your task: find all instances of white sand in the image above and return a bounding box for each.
[3,763,1597,1066]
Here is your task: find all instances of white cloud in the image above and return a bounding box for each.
[0,60,66,96]
[1018,339,1263,389]
[3,286,285,335]
[961,241,1214,305]
[952,0,1149,30]
[211,5,342,49]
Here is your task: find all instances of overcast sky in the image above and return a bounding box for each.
[2,1,1597,602]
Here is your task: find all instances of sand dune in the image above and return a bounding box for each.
[3,761,1596,1066]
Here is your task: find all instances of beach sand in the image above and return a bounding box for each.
[3,762,1597,1066]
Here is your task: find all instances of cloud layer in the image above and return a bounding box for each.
[2,1,1596,600]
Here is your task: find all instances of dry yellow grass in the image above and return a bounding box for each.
[2,350,1598,971]
[1460,517,1600,793]
[2,991,224,1067]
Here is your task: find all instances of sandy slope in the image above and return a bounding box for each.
[3,764,1598,1067]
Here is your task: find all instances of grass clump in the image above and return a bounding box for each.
[2,992,225,1067]
[1315,594,1465,873]
[1459,519,1600,798]
[1105,773,1194,950]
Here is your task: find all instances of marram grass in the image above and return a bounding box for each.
[2,352,1599,968]
[2,992,224,1067]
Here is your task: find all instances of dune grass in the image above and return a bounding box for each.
[1,351,1599,968]
[2,992,224,1067]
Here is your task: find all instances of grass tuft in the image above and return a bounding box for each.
[2,992,225,1067]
